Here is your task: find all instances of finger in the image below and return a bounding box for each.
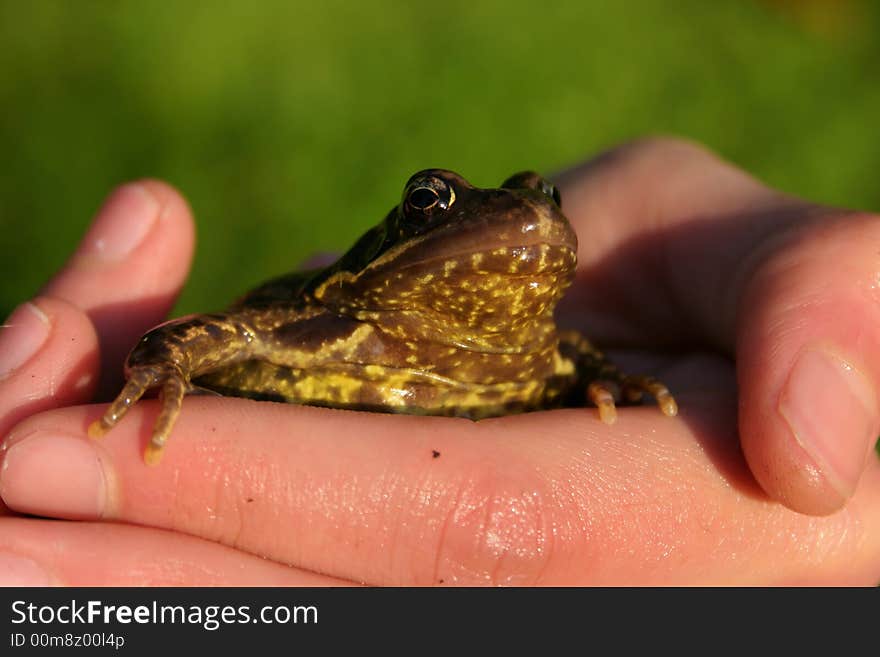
[42,180,195,398]
[554,136,813,347]
[737,216,880,514]
[0,297,99,517]
[0,517,350,586]
[4,388,879,585]
[555,137,880,515]
[0,180,193,432]
[0,297,99,441]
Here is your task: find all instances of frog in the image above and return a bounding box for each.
[90,169,677,465]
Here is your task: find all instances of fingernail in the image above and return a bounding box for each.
[0,302,51,380]
[0,432,108,519]
[0,552,54,586]
[77,183,160,262]
[779,347,878,499]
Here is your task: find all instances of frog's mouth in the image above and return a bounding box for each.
[364,224,576,278]
[373,192,575,269]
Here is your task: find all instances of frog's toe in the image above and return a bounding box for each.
[89,366,162,438]
[143,375,187,466]
[91,365,190,465]
[657,389,678,417]
[587,381,618,424]
[623,375,678,417]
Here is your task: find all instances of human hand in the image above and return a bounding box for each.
[1,138,879,585]
[554,137,880,516]
[0,182,346,585]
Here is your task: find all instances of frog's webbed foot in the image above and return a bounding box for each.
[558,330,678,423]
[88,365,188,465]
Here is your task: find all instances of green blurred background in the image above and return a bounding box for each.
[1,0,879,321]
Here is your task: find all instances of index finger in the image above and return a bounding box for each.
[2,383,879,585]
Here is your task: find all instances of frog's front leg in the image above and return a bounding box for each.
[89,313,260,465]
[557,330,678,423]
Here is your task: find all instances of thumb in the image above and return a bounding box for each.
[555,137,880,515]
[737,213,880,515]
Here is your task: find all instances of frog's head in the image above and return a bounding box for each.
[312,169,578,334]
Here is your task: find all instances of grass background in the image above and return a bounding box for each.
[1,0,879,321]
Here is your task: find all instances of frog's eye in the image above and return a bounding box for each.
[408,186,441,211]
[403,177,455,221]
[501,171,561,208]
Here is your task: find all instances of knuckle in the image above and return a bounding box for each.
[614,134,718,167]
